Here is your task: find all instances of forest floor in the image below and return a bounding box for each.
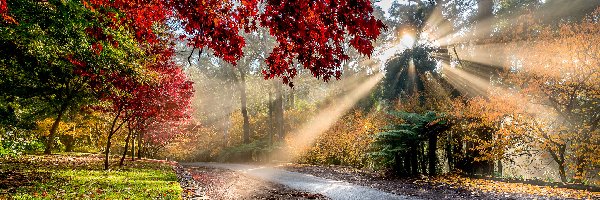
[4,154,598,200]
[279,163,600,200]
[0,153,181,199]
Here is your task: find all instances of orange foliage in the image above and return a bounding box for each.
[503,8,600,183]
[432,174,600,199]
[296,110,387,168]
[449,91,531,162]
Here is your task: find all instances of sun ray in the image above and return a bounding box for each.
[274,73,384,161]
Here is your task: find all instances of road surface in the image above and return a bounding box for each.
[182,162,418,200]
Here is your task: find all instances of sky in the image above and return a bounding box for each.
[375,0,407,17]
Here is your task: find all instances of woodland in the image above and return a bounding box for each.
[0,0,599,199]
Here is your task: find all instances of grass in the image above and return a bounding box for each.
[0,153,182,199]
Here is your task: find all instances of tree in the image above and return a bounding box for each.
[503,9,600,182]
[80,0,385,85]
[0,0,145,154]
[370,111,450,176]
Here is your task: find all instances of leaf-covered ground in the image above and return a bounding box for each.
[0,153,182,199]
[279,164,600,200]
[183,166,328,200]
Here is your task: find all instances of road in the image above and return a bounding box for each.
[182,162,418,200]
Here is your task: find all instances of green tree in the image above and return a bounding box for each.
[0,0,145,154]
[370,111,450,176]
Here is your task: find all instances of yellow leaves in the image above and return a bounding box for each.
[434,175,600,199]
[294,110,386,167]
[35,118,77,136]
[35,112,108,140]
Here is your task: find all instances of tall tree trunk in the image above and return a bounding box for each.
[403,155,410,176]
[474,0,494,46]
[410,146,418,176]
[476,0,494,22]
[105,108,126,170]
[268,91,274,146]
[130,133,135,161]
[237,67,250,144]
[137,131,143,159]
[420,143,427,174]
[428,133,438,176]
[44,102,69,154]
[288,88,295,109]
[558,162,567,183]
[105,134,113,170]
[274,81,284,139]
[119,126,132,167]
[61,135,75,152]
[548,142,567,182]
[446,131,454,171]
[497,159,503,177]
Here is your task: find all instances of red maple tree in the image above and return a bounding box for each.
[81,0,385,85]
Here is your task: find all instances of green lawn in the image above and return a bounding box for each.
[0,154,182,199]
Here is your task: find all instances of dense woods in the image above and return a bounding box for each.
[1,0,599,193]
[172,0,600,186]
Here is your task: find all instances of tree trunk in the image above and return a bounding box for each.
[130,133,135,161]
[105,108,126,170]
[274,81,284,139]
[237,67,251,144]
[420,143,427,174]
[119,127,132,167]
[60,135,75,152]
[288,88,295,109]
[137,131,142,159]
[428,133,438,176]
[558,162,567,183]
[403,155,410,176]
[268,91,274,146]
[548,144,567,182]
[105,134,113,170]
[44,102,69,154]
[476,0,494,21]
[410,146,418,176]
[446,131,454,171]
[497,159,503,177]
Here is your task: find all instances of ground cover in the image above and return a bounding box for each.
[0,153,182,199]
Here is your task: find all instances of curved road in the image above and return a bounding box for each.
[182,162,417,200]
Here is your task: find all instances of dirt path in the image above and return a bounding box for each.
[180,165,328,200]
[182,162,416,200]
[279,164,600,200]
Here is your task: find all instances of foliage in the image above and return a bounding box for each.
[78,0,385,85]
[0,132,44,157]
[498,8,600,183]
[432,174,599,199]
[446,92,534,175]
[159,122,222,161]
[369,110,450,176]
[217,140,271,162]
[298,110,385,168]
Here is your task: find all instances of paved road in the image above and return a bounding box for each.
[182,162,417,200]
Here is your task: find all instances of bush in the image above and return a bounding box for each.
[217,140,271,162]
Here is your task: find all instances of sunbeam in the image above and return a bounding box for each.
[274,73,384,161]
[434,0,599,47]
[441,61,493,97]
